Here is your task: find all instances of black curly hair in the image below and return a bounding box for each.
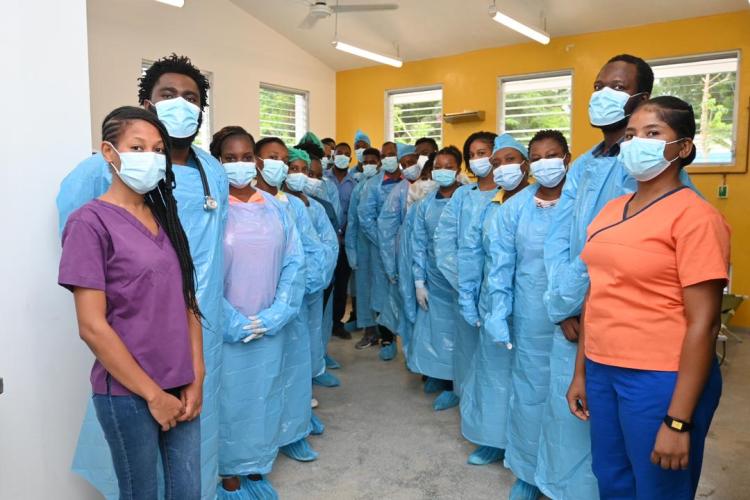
[528,129,570,155]
[138,53,210,109]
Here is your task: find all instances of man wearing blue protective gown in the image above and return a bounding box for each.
[538,54,697,500]
[58,54,227,500]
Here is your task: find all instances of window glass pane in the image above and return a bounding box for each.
[388,88,442,146]
[259,85,308,147]
[652,55,738,164]
[141,60,212,151]
[501,74,572,147]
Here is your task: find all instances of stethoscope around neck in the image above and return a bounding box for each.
[189,148,218,211]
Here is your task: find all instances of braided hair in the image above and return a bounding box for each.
[102,106,201,316]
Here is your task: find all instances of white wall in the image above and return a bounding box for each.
[0,1,99,499]
[87,0,337,148]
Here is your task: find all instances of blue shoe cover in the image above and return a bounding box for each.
[218,484,252,500]
[467,445,504,465]
[313,371,341,387]
[310,411,326,435]
[324,354,341,369]
[433,390,459,411]
[423,377,446,394]
[241,476,279,500]
[509,478,541,500]
[379,342,397,361]
[280,438,319,462]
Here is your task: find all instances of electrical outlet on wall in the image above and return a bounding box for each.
[718,184,729,199]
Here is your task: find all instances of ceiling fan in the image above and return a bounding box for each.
[298,1,398,29]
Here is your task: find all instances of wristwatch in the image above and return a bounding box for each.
[663,415,693,432]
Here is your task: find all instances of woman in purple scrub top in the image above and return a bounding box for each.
[59,106,205,500]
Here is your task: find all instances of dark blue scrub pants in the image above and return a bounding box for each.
[586,358,721,500]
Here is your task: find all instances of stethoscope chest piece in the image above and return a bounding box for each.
[204,196,218,211]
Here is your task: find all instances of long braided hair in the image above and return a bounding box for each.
[102,106,201,316]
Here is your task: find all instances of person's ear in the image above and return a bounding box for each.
[255,156,265,170]
[679,138,694,160]
[563,152,572,167]
[142,99,157,113]
[101,141,119,169]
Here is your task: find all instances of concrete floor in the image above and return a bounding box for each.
[270,330,750,499]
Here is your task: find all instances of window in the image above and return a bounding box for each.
[259,84,309,146]
[651,53,739,165]
[141,60,213,151]
[386,86,443,146]
[499,72,572,146]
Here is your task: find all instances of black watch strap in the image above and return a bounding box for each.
[664,415,693,432]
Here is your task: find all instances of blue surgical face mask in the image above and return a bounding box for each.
[588,87,643,127]
[618,137,683,182]
[259,158,288,188]
[223,161,256,188]
[431,168,457,187]
[493,163,525,191]
[382,156,399,173]
[285,172,308,192]
[153,97,201,138]
[334,154,350,170]
[304,177,326,198]
[530,157,566,188]
[469,156,492,178]
[363,163,378,178]
[107,143,166,195]
[355,148,366,163]
[402,163,421,181]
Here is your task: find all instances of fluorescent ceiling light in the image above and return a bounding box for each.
[155,0,184,7]
[333,41,403,68]
[490,8,550,45]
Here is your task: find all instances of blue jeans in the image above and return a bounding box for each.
[586,358,721,500]
[92,390,201,500]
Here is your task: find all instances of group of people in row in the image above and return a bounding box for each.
[56,50,731,500]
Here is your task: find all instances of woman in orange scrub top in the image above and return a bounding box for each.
[567,96,730,500]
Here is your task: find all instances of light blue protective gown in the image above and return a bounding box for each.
[322,175,343,230]
[481,184,557,486]
[344,180,376,328]
[376,179,410,334]
[435,184,498,398]
[397,205,419,362]
[305,197,339,378]
[538,144,696,500]
[408,191,457,380]
[220,191,304,476]
[274,193,328,449]
[59,147,228,500]
[358,171,401,317]
[455,198,512,450]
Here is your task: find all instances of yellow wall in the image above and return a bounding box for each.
[336,10,750,326]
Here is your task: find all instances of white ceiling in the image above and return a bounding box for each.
[230,0,747,71]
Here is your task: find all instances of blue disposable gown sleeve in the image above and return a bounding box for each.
[289,196,329,294]
[344,184,361,269]
[309,198,339,286]
[358,177,382,245]
[481,201,517,344]
[543,163,588,323]
[56,154,111,235]
[377,182,405,280]
[398,207,418,323]
[456,202,490,326]
[323,177,343,230]
[434,187,466,291]
[410,196,430,284]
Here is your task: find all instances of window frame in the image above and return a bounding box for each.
[648,50,742,173]
[258,82,310,145]
[497,70,574,149]
[384,84,444,146]
[141,59,214,151]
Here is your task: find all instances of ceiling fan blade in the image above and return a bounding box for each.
[298,13,320,29]
[332,4,399,13]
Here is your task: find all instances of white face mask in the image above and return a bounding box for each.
[493,163,525,191]
[530,157,566,188]
[416,155,429,168]
[407,179,439,207]
[223,161,257,188]
[106,142,166,194]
